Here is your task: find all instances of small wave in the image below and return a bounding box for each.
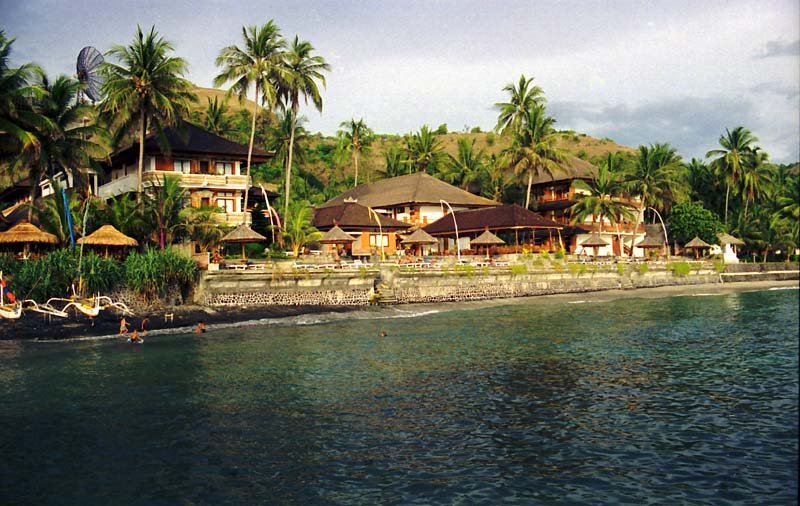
[768,286,799,291]
[568,300,589,304]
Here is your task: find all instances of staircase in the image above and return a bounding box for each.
[374,284,398,305]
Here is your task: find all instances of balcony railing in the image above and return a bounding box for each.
[145,172,249,189]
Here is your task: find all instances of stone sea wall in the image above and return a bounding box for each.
[196,261,798,308]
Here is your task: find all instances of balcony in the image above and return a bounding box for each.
[212,212,247,226]
[98,172,250,198]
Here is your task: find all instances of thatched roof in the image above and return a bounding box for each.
[313,202,411,232]
[717,233,745,246]
[424,204,563,235]
[635,235,664,248]
[319,172,497,210]
[471,229,505,246]
[0,222,58,245]
[684,236,712,249]
[530,156,597,185]
[401,228,438,245]
[580,232,609,247]
[77,224,138,247]
[318,225,357,244]
[221,224,267,243]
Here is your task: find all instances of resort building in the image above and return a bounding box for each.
[318,172,498,227]
[96,123,272,225]
[312,201,411,257]
[529,158,647,256]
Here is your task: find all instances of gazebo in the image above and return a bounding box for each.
[718,233,745,263]
[635,235,665,259]
[401,228,438,257]
[470,229,505,259]
[684,236,712,259]
[77,224,138,257]
[580,233,609,260]
[0,222,58,259]
[318,225,357,257]
[221,224,267,260]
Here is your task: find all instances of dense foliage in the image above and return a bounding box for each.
[123,247,197,302]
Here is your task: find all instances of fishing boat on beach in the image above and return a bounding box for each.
[0,301,22,320]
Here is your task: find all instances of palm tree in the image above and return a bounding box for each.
[282,200,321,257]
[440,137,486,192]
[405,125,446,174]
[101,25,196,202]
[625,143,685,255]
[337,118,373,186]
[182,205,227,252]
[144,174,187,249]
[377,145,407,179]
[739,147,772,222]
[570,159,635,256]
[494,74,545,134]
[706,126,757,226]
[10,74,104,220]
[503,105,567,209]
[276,36,329,218]
[481,153,511,202]
[202,96,231,136]
[266,110,308,176]
[214,21,286,221]
[94,193,146,241]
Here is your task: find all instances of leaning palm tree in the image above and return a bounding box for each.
[494,74,545,135]
[276,36,329,218]
[214,21,286,221]
[503,105,567,209]
[101,25,196,202]
[265,110,308,179]
[625,143,685,255]
[706,126,757,226]
[337,118,373,186]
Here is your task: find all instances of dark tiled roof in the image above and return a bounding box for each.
[319,172,497,209]
[313,202,411,232]
[530,156,597,186]
[111,122,272,164]
[423,204,563,235]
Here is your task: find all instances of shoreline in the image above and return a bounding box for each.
[1,279,796,342]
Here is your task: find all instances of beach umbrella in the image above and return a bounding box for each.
[635,234,664,259]
[77,224,138,257]
[401,228,437,256]
[221,224,267,260]
[470,229,505,259]
[0,222,58,258]
[684,236,712,259]
[319,225,357,256]
[580,232,609,260]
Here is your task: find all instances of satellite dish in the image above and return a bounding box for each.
[76,46,104,102]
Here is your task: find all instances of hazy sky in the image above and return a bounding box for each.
[3,0,799,162]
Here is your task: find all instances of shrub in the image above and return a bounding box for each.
[124,247,197,302]
[616,263,626,276]
[510,264,528,276]
[550,260,564,271]
[13,249,77,301]
[470,126,482,134]
[638,263,649,275]
[80,252,124,295]
[568,263,582,277]
[713,260,726,273]
[485,132,495,146]
[454,264,475,276]
[668,261,691,277]
[576,149,588,160]
[435,123,448,135]
[554,250,565,259]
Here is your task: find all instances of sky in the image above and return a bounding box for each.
[3,0,799,162]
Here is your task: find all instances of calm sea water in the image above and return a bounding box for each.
[0,287,797,505]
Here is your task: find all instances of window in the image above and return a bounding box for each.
[215,191,236,213]
[199,161,210,174]
[369,234,389,247]
[216,162,234,175]
[173,160,191,174]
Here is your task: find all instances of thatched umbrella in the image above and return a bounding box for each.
[221,224,267,260]
[470,229,505,259]
[77,224,138,257]
[684,236,712,259]
[717,233,745,247]
[319,225,357,256]
[0,222,58,258]
[635,234,664,259]
[401,228,438,256]
[580,232,609,260]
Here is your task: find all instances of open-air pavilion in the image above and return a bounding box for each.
[684,236,712,259]
[77,224,138,258]
[0,222,58,259]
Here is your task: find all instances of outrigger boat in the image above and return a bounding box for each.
[0,301,22,320]
[22,299,69,318]
[46,295,134,318]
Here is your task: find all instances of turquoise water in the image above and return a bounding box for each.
[0,287,797,505]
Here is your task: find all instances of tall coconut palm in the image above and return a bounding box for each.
[214,21,286,221]
[202,96,231,136]
[282,200,322,257]
[481,153,512,202]
[144,174,187,249]
[265,110,307,185]
[739,147,772,222]
[706,126,757,226]
[440,137,486,192]
[11,74,104,220]
[405,125,446,174]
[570,159,635,256]
[625,143,684,255]
[503,105,567,209]
[337,118,373,186]
[181,205,226,253]
[101,25,196,202]
[276,36,329,219]
[377,145,407,179]
[494,74,545,135]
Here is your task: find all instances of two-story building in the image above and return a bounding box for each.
[97,123,272,226]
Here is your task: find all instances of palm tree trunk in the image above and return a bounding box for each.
[724,183,730,226]
[137,113,146,202]
[525,170,533,209]
[285,109,296,224]
[27,181,36,221]
[354,152,360,187]
[244,82,259,225]
[628,201,644,257]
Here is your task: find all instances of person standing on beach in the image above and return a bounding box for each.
[119,316,128,336]
[140,317,150,337]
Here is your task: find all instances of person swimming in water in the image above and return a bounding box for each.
[129,329,141,343]
[380,330,388,337]
[196,321,206,333]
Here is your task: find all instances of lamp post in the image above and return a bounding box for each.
[647,207,669,257]
[367,206,385,262]
[440,199,461,262]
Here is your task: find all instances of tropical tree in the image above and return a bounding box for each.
[570,159,636,255]
[405,125,447,174]
[706,126,757,226]
[144,174,187,249]
[625,143,685,255]
[282,200,321,257]
[202,96,231,136]
[440,137,486,192]
[667,201,724,246]
[503,105,567,209]
[101,25,196,201]
[93,193,146,240]
[494,74,545,134]
[182,205,227,252]
[10,74,104,220]
[336,118,373,186]
[214,21,286,221]
[30,178,82,245]
[265,110,308,176]
[276,35,329,218]
[377,145,407,179]
[481,153,511,202]
[739,147,772,221]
